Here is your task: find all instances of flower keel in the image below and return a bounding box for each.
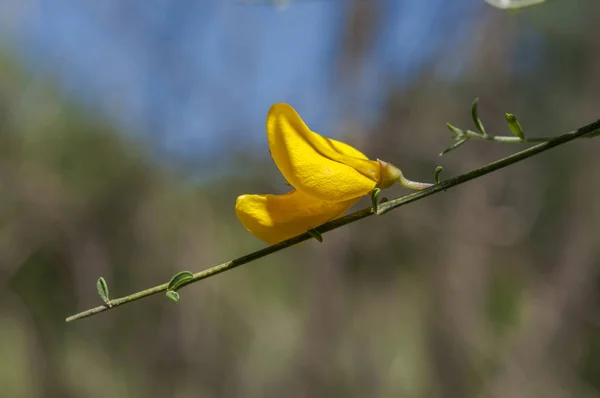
[235,190,359,244]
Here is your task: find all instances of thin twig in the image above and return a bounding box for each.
[462,130,554,143]
[66,118,600,322]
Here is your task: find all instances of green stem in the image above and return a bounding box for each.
[463,130,553,143]
[66,118,600,323]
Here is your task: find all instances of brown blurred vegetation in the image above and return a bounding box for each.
[2,1,600,397]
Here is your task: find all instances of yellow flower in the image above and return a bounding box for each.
[266,104,380,202]
[236,103,431,244]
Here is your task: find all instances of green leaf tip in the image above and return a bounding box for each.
[440,138,468,156]
[505,113,525,139]
[167,271,194,291]
[307,229,323,243]
[471,98,487,136]
[166,290,180,303]
[96,277,110,304]
[434,166,444,184]
[446,122,464,136]
[370,188,381,213]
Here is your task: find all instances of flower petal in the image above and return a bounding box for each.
[235,189,359,244]
[267,103,379,202]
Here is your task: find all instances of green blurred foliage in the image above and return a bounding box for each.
[2,1,600,397]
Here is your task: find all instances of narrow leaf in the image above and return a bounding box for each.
[96,277,110,304]
[471,98,486,136]
[370,188,381,212]
[434,166,444,184]
[446,122,464,137]
[505,113,525,140]
[307,229,323,243]
[165,290,180,303]
[167,271,194,291]
[439,138,468,156]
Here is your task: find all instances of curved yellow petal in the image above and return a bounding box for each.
[235,190,359,244]
[267,103,380,202]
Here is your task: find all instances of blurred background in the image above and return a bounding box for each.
[1,0,599,397]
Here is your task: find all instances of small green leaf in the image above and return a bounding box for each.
[471,98,487,136]
[505,113,525,140]
[167,271,194,291]
[307,229,323,243]
[370,188,381,212]
[440,138,468,156]
[96,277,110,304]
[446,122,464,137]
[165,290,180,303]
[434,166,444,184]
